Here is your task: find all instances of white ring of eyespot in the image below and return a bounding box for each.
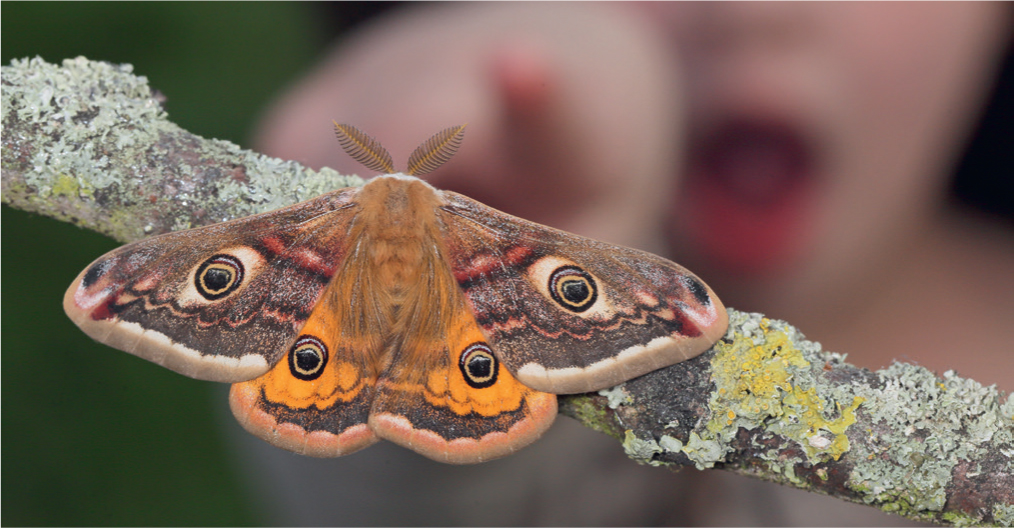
[179,247,267,307]
[459,343,497,388]
[525,256,616,320]
[289,335,328,380]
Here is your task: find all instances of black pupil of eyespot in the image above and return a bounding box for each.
[295,348,320,371]
[561,279,589,302]
[467,354,493,379]
[204,267,232,290]
[547,266,597,313]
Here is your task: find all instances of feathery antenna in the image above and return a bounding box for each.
[333,122,396,174]
[406,124,467,176]
[334,123,467,175]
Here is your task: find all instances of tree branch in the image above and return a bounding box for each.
[561,310,1013,526]
[4,57,1011,527]
[1,56,362,243]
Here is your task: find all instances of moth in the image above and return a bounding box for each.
[64,124,728,464]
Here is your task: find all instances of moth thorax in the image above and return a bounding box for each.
[371,244,425,295]
[359,175,442,224]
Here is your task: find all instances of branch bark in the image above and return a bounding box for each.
[4,57,1011,527]
[1,56,362,243]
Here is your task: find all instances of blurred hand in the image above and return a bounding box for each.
[254,2,682,251]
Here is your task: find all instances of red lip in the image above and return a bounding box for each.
[675,120,818,276]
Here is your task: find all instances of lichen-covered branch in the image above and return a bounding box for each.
[562,310,1013,526]
[4,57,1012,527]
[2,56,362,243]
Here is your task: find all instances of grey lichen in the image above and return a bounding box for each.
[658,434,684,453]
[189,139,359,222]
[680,431,728,470]
[848,364,1012,516]
[2,56,362,243]
[622,430,663,463]
[598,385,632,409]
[993,503,1014,527]
[6,57,163,197]
[565,307,1012,525]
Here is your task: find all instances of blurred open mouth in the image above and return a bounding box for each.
[676,119,818,275]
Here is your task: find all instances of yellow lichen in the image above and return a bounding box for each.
[50,173,86,198]
[707,317,864,463]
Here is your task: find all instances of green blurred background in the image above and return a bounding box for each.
[1,3,385,525]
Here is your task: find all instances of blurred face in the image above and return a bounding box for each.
[639,3,1010,309]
